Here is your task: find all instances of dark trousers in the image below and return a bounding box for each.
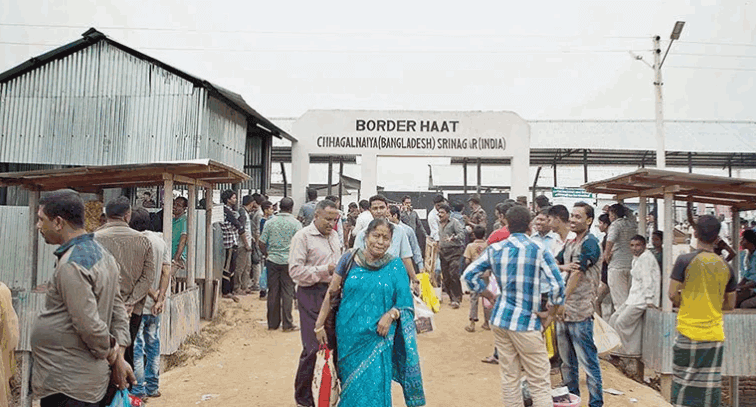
[41,393,101,407]
[266,260,295,330]
[222,247,238,295]
[294,283,328,407]
[439,245,464,303]
[125,313,143,367]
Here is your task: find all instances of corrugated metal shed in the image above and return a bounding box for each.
[0,28,293,184]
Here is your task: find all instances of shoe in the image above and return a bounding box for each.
[449,302,460,309]
[147,390,161,398]
[259,290,267,300]
[465,323,475,333]
[481,355,499,364]
[283,326,300,333]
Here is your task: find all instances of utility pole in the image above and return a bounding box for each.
[653,36,665,169]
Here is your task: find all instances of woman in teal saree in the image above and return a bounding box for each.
[315,218,425,407]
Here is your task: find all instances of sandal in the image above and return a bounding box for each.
[465,324,475,333]
[481,322,490,331]
[481,355,499,364]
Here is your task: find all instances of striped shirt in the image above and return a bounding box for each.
[94,221,155,315]
[463,233,565,332]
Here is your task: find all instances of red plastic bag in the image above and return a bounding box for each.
[312,346,340,407]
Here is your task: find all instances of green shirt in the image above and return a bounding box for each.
[172,215,187,260]
[260,212,302,265]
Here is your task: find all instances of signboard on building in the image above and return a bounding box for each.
[552,187,594,199]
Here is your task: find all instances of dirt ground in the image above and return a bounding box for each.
[148,295,671,407]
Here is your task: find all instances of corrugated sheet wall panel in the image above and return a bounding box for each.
[0,41,241,167]
[642,309,756,376]
[0,207,33,292]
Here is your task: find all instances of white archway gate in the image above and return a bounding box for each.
[291,110,530,211]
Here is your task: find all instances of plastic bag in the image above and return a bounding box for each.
[259,265,268,291]
[107,390,133,407]
[413,293,435,334]
[482,277,500,309]
[312,346,339,407]
[593,313,621,356]
[417,273,440,313]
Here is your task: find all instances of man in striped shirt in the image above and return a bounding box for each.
[464,205,565,407]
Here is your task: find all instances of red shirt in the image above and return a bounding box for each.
[487,226,510,245]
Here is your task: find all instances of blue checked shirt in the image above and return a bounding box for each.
[463,233,566,332]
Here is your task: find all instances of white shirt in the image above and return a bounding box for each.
[626,249,661,307]
[428,207,440,241]
[352,210,373,237]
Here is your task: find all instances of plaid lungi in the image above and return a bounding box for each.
[671,333,724,407]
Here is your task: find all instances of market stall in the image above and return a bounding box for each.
[584,168,756,407]
[0,159,248,406]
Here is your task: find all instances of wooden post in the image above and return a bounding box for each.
[20,352,32,407]
[162,177,174,282]
[661,374,673,402]
[731,209,740,276]
[638,198,648,237]
[204,186,214,319]
[187,184,197,288]
[662,190,674,313]
[29,189,40,291]
[731,376,740,407]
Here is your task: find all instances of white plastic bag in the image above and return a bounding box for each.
[413,294,435,333]
[593,313,621,356]
[482,277,500,309]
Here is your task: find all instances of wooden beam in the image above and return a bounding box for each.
[163,173,212,189]
[615,185,682,201]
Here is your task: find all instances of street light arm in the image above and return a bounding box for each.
[659,39,675,68]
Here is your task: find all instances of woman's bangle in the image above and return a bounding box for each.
[390,309,400,320]
[314,325,325,334]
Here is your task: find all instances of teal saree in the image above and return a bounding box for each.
[335,255,425,407]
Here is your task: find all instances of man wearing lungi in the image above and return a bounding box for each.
[669,215,737,407]
[609,234,660,357]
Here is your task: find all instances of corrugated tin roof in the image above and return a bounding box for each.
[0,28,296,142]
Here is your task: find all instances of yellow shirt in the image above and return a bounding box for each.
[671,251,736,342]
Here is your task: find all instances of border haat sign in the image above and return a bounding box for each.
[290,110,531,213]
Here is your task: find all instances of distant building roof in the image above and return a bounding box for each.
[0,28,296,142]
[530,120,756,154]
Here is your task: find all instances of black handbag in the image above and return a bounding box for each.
[324,249,357,350]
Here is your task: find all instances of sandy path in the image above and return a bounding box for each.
[148,295,670,407]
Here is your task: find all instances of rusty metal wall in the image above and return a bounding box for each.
[642,308,756,376]
[0,41,244,170]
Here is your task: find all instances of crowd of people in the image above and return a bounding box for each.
[2,186,754,407]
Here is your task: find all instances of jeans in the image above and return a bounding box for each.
[556,319,603,407]
[132,314,161,397]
